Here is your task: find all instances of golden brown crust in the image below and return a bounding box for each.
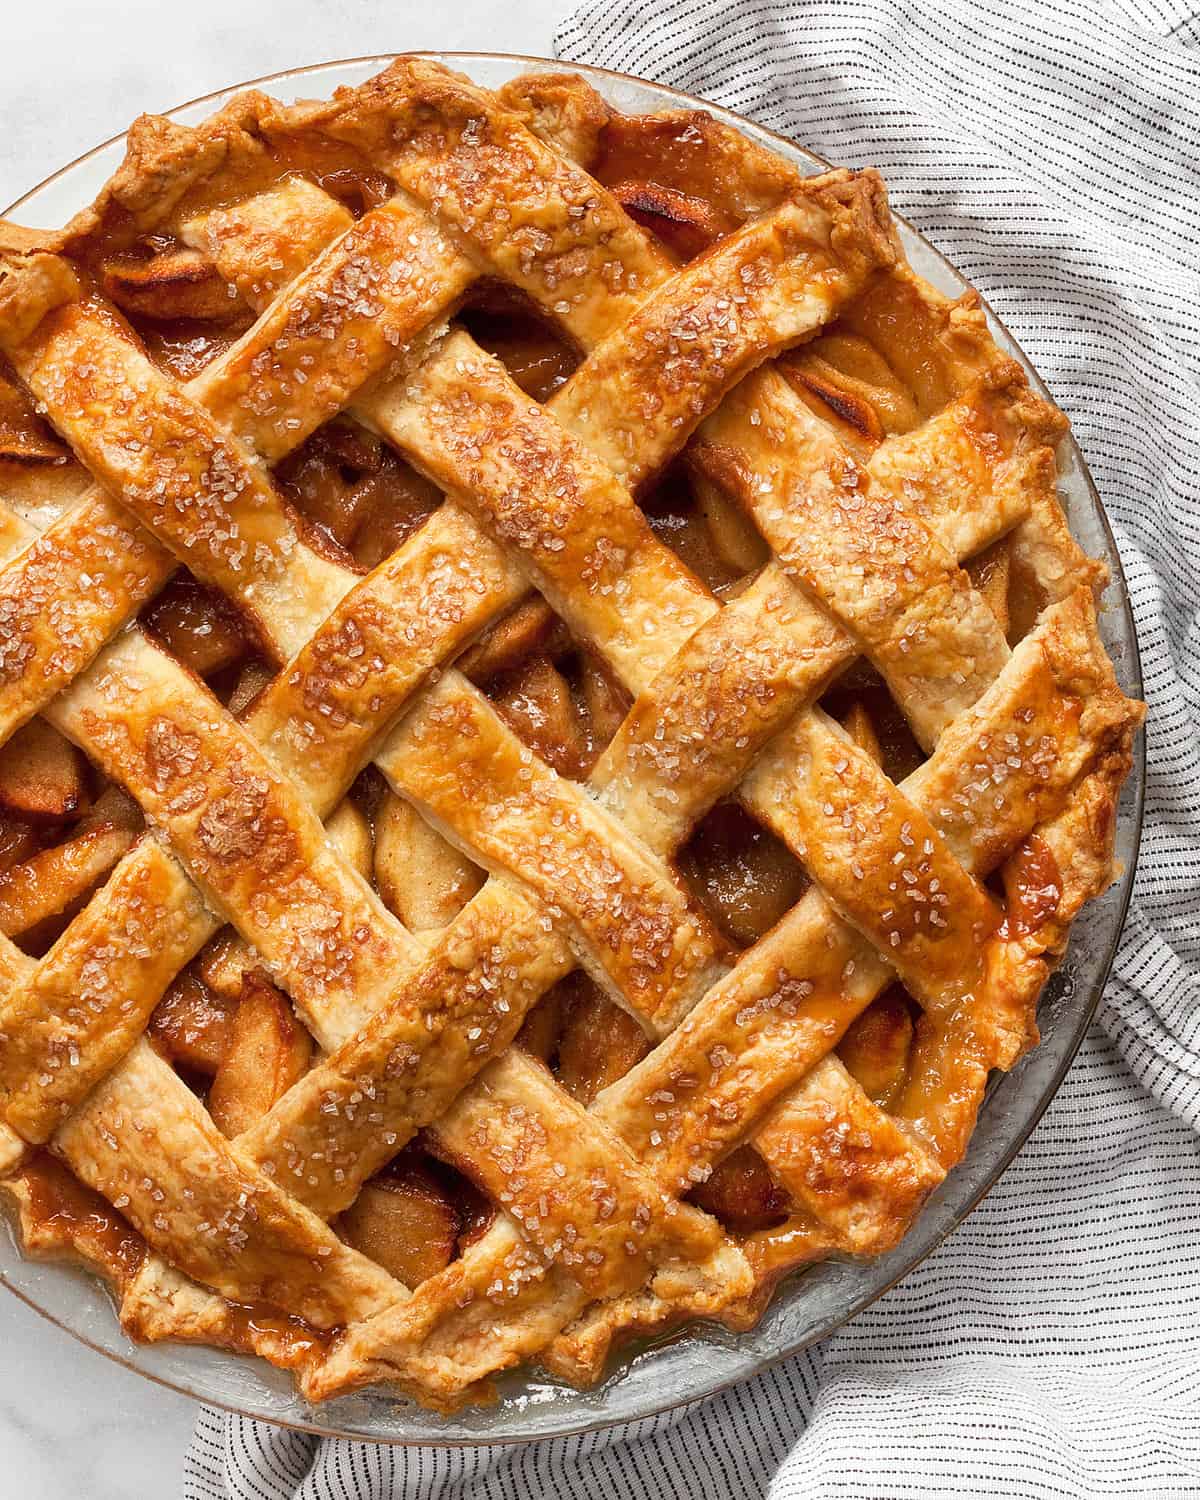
[0,250,80,346]
[497,72,612,170]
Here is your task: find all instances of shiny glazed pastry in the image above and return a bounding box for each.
[0,58,1143,1411]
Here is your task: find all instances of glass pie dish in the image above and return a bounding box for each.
[0,52,1144,1444]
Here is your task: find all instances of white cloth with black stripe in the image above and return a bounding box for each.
[183,1,1200,1494]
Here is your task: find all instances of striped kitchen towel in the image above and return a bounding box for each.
[185,1,1200,1494]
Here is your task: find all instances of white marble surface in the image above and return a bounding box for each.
[0,1292,199,1498]
[0,5,572,1493]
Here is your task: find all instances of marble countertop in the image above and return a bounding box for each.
[0,4,571,1492]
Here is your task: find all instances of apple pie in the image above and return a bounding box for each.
[0,59,1143,1411]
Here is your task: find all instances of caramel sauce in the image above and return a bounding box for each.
[482,644,630,782]
[741,1213,834,1287]
[0,811,45,873]
[459,295,580,402]
[687,1144,788,1232]
[142,573,254,679]
[966,540,1009,597]
[593,115,747,238]
[514,984,566,1062]
[18,1152,146,1287]
[679,801,809,948]
[0,368,70,462]
[554,972,652,1106]
[820,682,926,784]
[836,985,917,1108]
[147,969,236,1074]
[138,320,244,381]
[314,167,394,217]
[489,655,590,779]
[455,1182,498,1251]
[1000,835,1063,938]
[642,463,743,595]
[218,1302,331,1369]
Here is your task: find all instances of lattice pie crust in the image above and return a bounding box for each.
[0,60,1142,1411]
